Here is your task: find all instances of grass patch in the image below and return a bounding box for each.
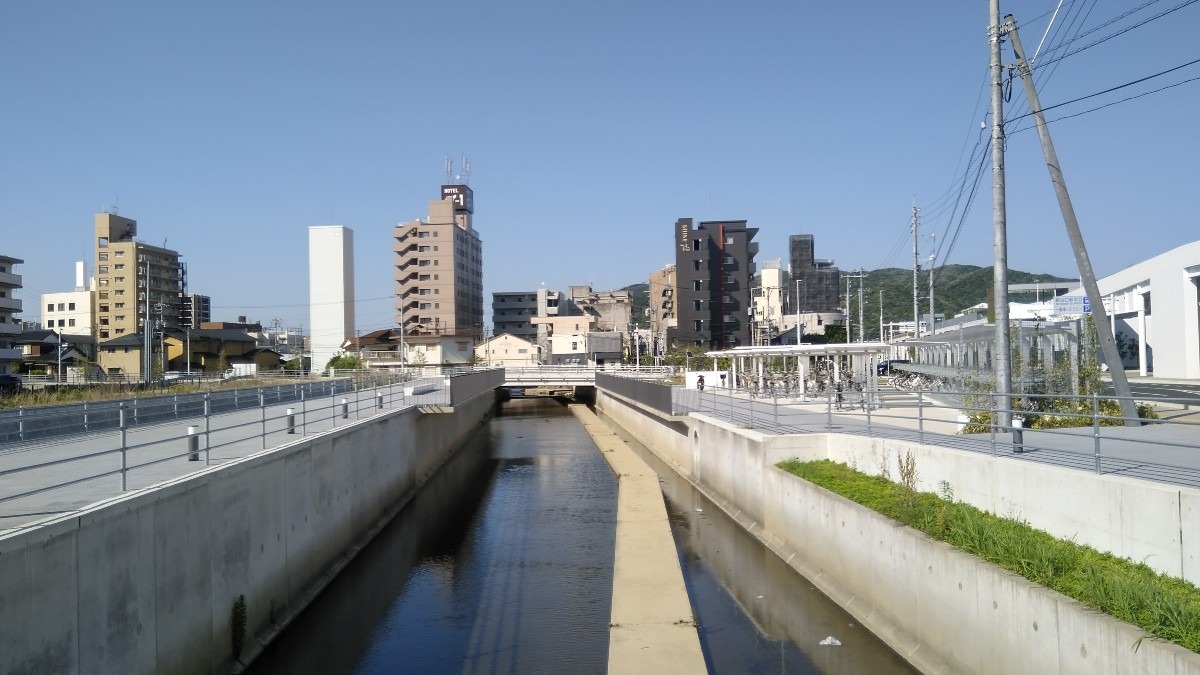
[777,459,1200,653]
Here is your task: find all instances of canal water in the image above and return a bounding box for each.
[250,399,916,673]
[600,411,918,674]
[249,400,617,674]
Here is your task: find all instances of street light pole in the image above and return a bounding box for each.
[795,279,802,345]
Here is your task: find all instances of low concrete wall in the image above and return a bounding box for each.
[596,389,1200,674]
[0,392,494,675]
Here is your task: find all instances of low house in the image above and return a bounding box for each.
[475,333,539,367]
[163,328,281,373]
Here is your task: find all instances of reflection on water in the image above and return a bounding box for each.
[250,400,616,674]
[600,411,918,675]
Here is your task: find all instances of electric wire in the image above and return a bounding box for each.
[1007,57,1200,125]
[1007,73,1200,133]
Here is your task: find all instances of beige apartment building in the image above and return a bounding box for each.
[393,184,483,340]
[648,263,676,349]
[93,213,183,342]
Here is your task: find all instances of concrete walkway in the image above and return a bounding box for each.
[674,384,1200,488]
[570,404,707,675]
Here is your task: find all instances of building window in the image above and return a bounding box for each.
[694,320,703,331]
[46,303,53,312]
[100,331,110,339]
[693,260,702,271]
[418,246,431,252]
[68,302,75,311]
[98,237,108,248]
[98,253,108,261]
[692,239,701,251]
[68,319,76,327]
[693,280,702,291]
[57,303,65,311]
[114,264,124,270]
[693,300,702,311]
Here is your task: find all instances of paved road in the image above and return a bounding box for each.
[0,378,452,534]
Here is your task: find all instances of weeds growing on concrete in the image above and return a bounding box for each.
[776,459,1200,653]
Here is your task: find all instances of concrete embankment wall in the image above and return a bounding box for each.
[0,391,494,675]
[596,389,1200,674]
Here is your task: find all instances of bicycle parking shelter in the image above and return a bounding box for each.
[702,342,890,398]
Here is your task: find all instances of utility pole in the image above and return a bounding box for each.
[143,264,152,384]
[1005,14,1139,424]
[844,275,853,343]
[879,290,884,343]
[990,0,1013,427]
[928,253,937,336]
[843,269,867,343]
[911,205,921,338]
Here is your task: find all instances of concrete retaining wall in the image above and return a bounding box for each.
[0,392,494,675]
[596,389,1200,674]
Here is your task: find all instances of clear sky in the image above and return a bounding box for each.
[3,1,1197,337]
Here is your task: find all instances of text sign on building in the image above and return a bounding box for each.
[1053,295,1091,314]
[441,185,474,213]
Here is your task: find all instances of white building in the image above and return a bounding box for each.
[308,226,356,373]
[0,255,23,374]
[1060,240,1200,379]
[476,333,539,367]
[41,261,96,336]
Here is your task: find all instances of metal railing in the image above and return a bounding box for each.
[601,374,1200,489]
[0,375,453,522]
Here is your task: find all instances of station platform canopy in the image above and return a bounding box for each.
[703,342,891,359]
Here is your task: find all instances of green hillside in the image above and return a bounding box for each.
[621,265,1073,340]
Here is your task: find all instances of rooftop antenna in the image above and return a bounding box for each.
[444,155,454,184]
[460,154,471,184]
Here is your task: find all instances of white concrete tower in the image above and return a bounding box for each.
[308,225,356,373]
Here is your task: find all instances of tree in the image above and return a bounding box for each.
[325,352,362,371]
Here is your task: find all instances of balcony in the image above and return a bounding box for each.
[0,296,21,312]
[0,271,21,286]
[0,346,21,361]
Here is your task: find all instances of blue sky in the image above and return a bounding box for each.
[3,1,1197,335]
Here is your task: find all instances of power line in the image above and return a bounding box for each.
[1009,73,1200,132]
[1007,57,1200,125]
[1032,0,1199,70]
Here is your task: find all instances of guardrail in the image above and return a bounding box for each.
[502,365,676,383]
[0,375,454,523]
[600,374,1200,489]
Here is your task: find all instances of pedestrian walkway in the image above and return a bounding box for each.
[673,384,1200,489]
[0,378,451,535]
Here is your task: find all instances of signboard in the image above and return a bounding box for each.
[440,184,474,213]
[1053,295,1091,315]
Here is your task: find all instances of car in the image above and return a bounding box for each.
[0,374,22,395]
[877,359,911,376]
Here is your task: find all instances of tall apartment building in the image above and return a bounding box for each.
[93,213,183,342]
[752,259,786,344]
[180,293,212,328]
[568,286,632,333]
[674,218,759,349]
[0,255,23,375]
[393,184,483,339]
[492,288,561,341]
[648,263,676,353]
[308,225,355,373]
[789,234,841,313]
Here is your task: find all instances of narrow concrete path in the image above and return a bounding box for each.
[570,404,708,675]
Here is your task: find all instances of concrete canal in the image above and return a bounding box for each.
[249,399,915,673]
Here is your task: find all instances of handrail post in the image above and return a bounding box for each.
[260,391,267,449]
[1093,391,1102,474]
[989,392,997,457]
[826,385,833,431]
[204,393,211,465]
[918,389,924,446]
[119,403,128,490]
[301,388,307,435]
